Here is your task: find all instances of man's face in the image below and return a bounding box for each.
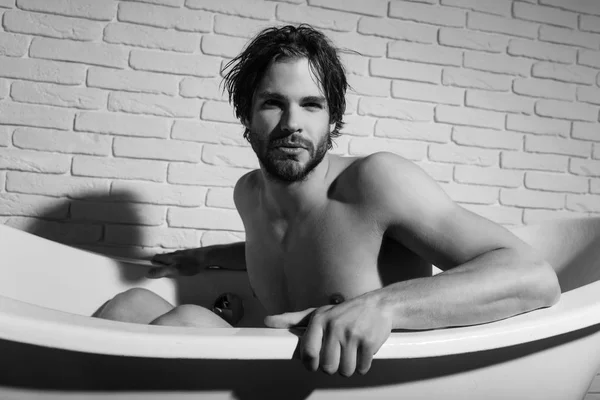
[245,57,332,183]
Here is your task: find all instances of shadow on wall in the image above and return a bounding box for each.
[21,190,148,285]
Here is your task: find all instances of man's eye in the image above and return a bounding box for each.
[305,103,323,109]
[263,100,281,107]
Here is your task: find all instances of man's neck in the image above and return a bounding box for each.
[259,153,334,221]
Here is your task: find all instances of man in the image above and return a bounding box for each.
[95,24,561,377]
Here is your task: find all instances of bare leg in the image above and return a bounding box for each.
[150,304,232,328]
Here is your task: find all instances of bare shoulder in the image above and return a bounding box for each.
[233,169,261,215]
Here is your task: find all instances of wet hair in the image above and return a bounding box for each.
[222,24,349,149]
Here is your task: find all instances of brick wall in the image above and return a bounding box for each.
[0,0,599,261]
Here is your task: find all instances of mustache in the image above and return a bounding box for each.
[268,137,311,149]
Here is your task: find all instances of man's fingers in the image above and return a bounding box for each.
[339,341,358,377]
[356,343,374,375]
[264,308,316,328]
[319,335,341,375]
[151,253,175,265]
[301,323,323,372]
[146,264,178,279]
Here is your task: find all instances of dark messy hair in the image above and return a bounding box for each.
[221,24,348,150]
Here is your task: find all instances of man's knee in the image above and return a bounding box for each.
[95,287,173,324]
[150,305,232,328]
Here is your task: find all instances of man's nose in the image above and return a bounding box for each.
[280,106,301,132]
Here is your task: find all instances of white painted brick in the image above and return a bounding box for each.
[0,148,70,173]
[105,225,200,248]
[13,128,111,156]
[0,126,11,146]
[506,114,571,136]
[593,180,600,194]
[0,32,28,57]
[371,59,441,84]
[501,152,568,172]
[3,10,103,41]
[414,161,453,182]
[111,181,206,207]
[525,171,588,193]
[398,0,436,3]
[358,17,437,43]
[466,90,534,114]
[508,39,576,64]
[538,0,600,16]
[388,41,462,66]
[500,189,565,209]
[577,86,600,105]
[435,105,505,129]
[572,122,600,142]
[513,78,575,101]
[461,204,523,225]
[201,101,238,123]
[570,159,600,177]
[429,143,499,166]
[440,0,510,16]
[345,94,359,115]
[171,120,246,146]
[206,187,236,209]
[6,171,109,198]
[130,50,221,77]
[180,77,227,101]
[0,79,9,99]
[349,138,427,161]
[452,126,522,150]
[214,14,275,38]
[523,209,588,224]
[467,11,537,38]
[358,97,434,121]
[539,25,599,50]
[118,2,211,32]
[0,102,74,130]
[108,92,201,118]
[75,111,170,138]
[329,135,351,156]
[0,0,14,7]
[532,62,597,85]
[535,99,598,122]
[348,75,390,97]
[277,4,358,32]
[114,137,203,162]
[121,0,184,7]
[440,182,499,205]
[202,144,259,169]
[580,15,600,33]
[168,207,243,231]
[513,2,577,29]
[389,1,465,27]
[439,28,508,53]
[2,217,103,244]
[168,163,249,187]
[442,67,512,91]
[339,115,376,137]
[201,35,247,58]
[454,165,523,187]
[326,31,386,57]
[0,193,69,218]
[566,194,600,213]
[71,201,166,226]
[339,52,369,76]
[87,67,178,96]
[104,23,199,53]
[308,0,387,16]
[0,57,85,85]
[72,156,167,182]
[11,81,107,110]
[201,230,245,247]
[525,135,591,158]
[579,50,600,68]
[595,144,600,160]
[392,81,463,106]
[186,0,275,20]
[463,52,533,77]
[16,0,116,21]
[30,37,127,69]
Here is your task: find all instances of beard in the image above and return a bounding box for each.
[248,128,330,183]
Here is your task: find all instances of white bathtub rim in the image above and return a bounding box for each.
[1,281,599,360]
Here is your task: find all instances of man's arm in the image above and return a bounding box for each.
[364,151,561,329]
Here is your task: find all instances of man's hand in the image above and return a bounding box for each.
[148,248,207,278]
[264,294,392,377]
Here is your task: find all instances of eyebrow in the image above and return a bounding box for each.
[257,91,326,104]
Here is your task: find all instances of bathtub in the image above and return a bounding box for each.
[1,217,600,400]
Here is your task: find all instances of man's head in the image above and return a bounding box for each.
[222,24,348,182]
